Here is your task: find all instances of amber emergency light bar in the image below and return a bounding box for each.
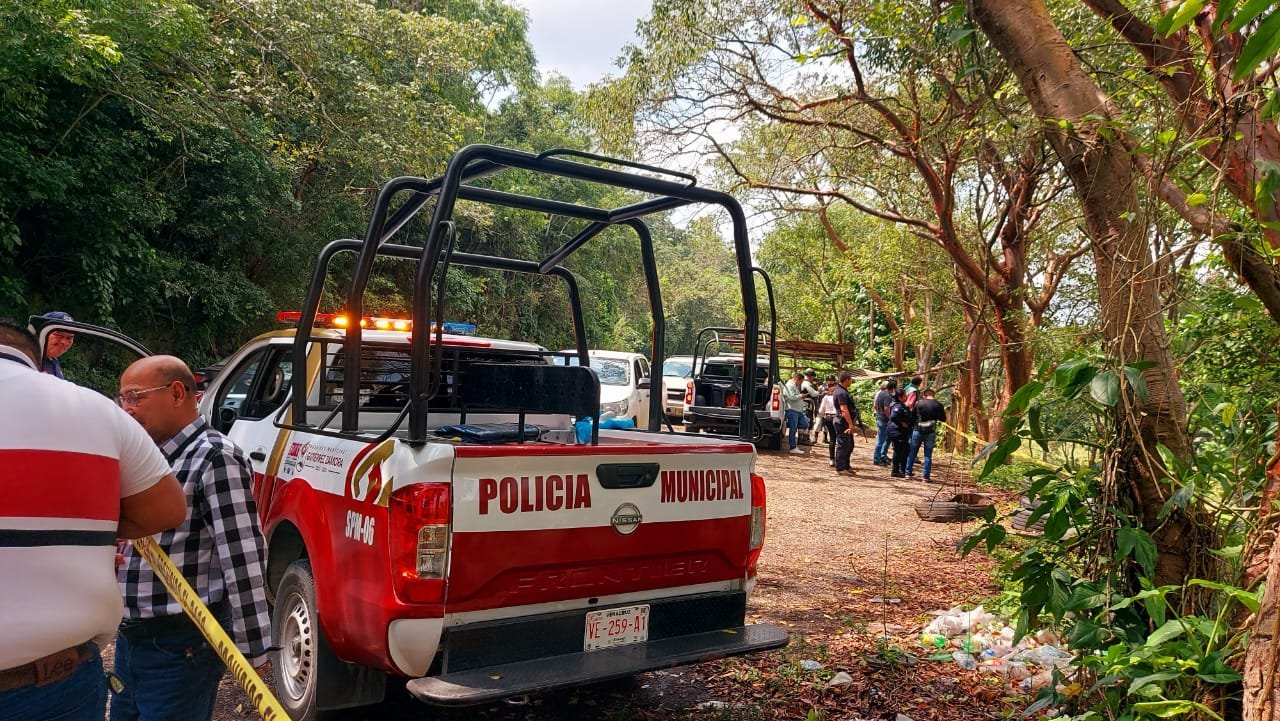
[276,311,476,336]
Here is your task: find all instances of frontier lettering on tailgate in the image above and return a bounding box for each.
[479,475,592,514]
[660,469,744,503]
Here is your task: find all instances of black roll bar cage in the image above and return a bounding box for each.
[286,238,590,441]
[286,144,761,444]
[687,268,779,442]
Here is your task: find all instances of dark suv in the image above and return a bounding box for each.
[681,328,784,449]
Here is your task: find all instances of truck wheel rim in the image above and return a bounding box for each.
[280,592,314,702]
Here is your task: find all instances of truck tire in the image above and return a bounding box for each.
[274,559,321,721]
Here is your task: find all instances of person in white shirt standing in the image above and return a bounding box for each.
[0,320,186,721]
[817,376,839,466]
[781,371,811,455]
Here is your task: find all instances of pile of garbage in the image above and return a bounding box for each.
[919,605,1074,692]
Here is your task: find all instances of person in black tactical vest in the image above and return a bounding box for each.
[886,388,914,478]
[906,388,946,481]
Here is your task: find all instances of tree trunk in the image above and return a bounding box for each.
[1245,516,1280,721]
[950,365,969,451]
[975,6,1275,714]
[1242,430,1280,721]
[970,324,989,442]
[867,303,874,355]
[863,286,906,368]
[952,274,992,443]
[990,303,1032,437]
[969,0,1194,587]
[918,290,935,379]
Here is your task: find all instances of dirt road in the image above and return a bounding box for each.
[202,434,1008,720]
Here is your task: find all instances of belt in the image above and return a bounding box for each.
[0,642,96,693]
[119,602,227,641]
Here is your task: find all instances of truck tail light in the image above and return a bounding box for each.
[747,472,766,578]
[770,386,781,411]
[684,380,693,406]
[389,483,450,604]
[725,391,739,408]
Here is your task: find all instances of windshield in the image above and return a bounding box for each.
[593,358,630,386]
[662,359,693,378]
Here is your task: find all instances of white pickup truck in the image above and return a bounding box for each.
[33,146,787,720]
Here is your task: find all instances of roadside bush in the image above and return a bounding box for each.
[976,460,1043,493]
[963,351,1270,720]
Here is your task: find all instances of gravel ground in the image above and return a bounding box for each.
[110,429,1004,720]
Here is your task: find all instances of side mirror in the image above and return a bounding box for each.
[638,378,651,390]
[218,406,239,432]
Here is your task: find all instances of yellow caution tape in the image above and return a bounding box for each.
[132,536,288,721]
[938,422,1059,470]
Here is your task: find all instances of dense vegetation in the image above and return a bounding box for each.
[0,0,740,370]
[6,1,1280,720]
[586,1,1280,719]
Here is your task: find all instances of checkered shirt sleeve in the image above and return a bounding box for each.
[119,418,273,664]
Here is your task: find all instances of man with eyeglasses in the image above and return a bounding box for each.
[112,355,271,721]
[38,311,75,379]
[0,320,186,721]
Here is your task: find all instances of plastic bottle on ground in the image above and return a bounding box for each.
[1000,660,1031,681]
[951,651,977,670]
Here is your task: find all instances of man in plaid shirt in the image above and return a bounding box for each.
[113,356,271,721]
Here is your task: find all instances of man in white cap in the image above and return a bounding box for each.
[38,311,75,379]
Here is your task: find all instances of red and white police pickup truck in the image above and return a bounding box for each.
[190,314,784,718]
[27,146,787,720]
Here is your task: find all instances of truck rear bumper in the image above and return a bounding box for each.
[684,408,780,434]
[405,623,788,705]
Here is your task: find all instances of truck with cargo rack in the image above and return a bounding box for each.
[33,146,788,720]
[681,321,786,450]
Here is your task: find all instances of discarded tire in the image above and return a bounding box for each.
[1010,496,1047,533]
[914,492,995,523]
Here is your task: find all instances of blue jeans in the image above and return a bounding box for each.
[109,615,227,721]
[907,428,936,478]
[784,409,810,450]
[873,418,890,463]
[0,645,105,721]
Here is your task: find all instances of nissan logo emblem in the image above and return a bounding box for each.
[611,503,642,535]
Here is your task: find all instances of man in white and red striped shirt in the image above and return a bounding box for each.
[0,321,186,721]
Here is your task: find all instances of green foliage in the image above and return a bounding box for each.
[755,208,875,347]
[976,460,1046,492]
[0,0,557,365]
[651,217,741,356]
[1222,1,1280,80]
[963,332,1272,718]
